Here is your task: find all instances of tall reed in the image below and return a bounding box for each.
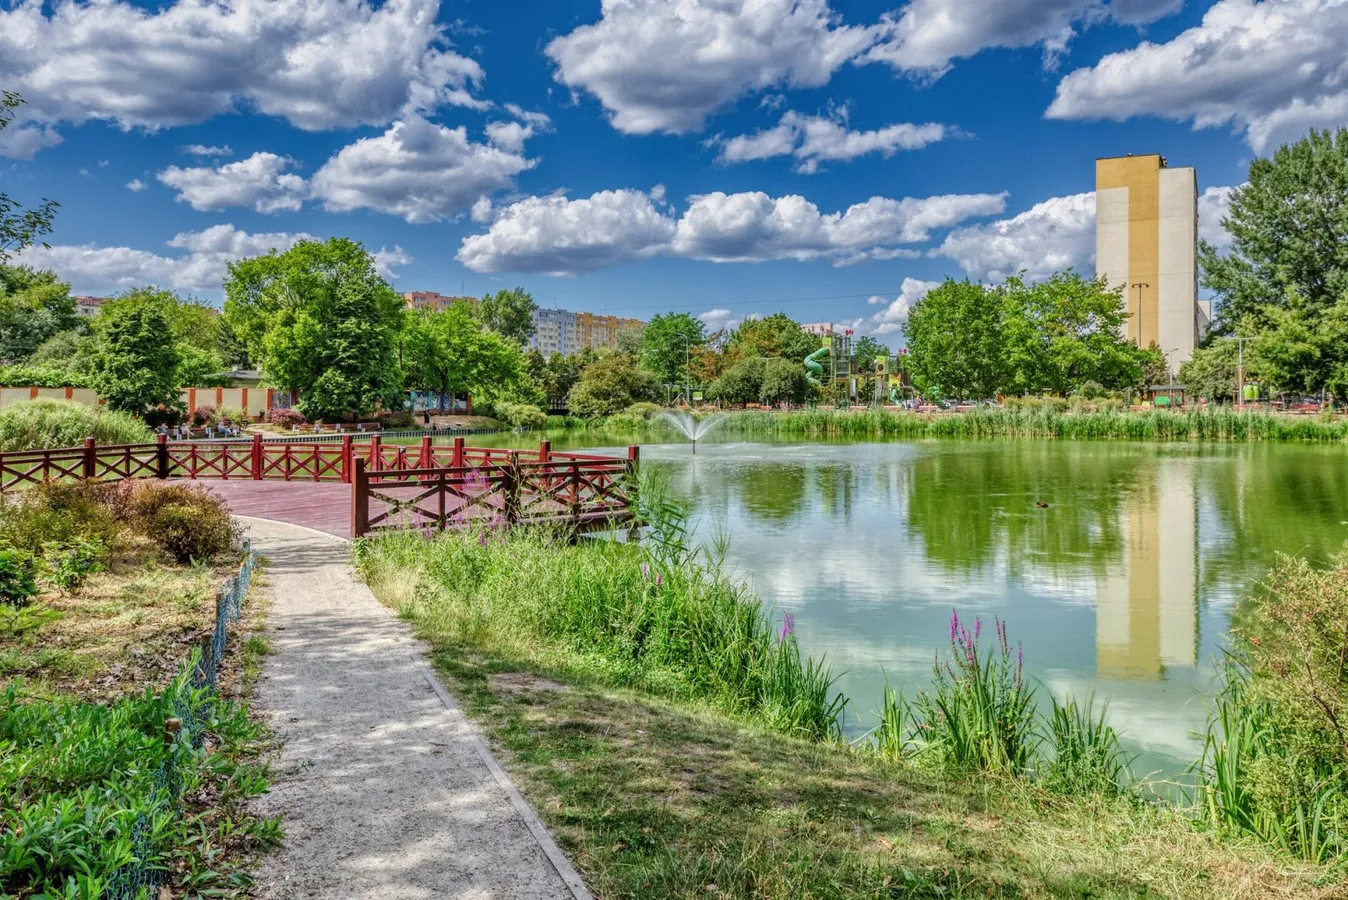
[355,474,846,741]
[1042,692,1131,797]
[912,612,1037,774]
[571,407,1348,443]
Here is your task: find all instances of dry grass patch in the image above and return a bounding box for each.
[0,535,244,699]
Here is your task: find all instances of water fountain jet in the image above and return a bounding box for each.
[657,411,722,454]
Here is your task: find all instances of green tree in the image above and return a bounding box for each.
[641,312,706,389]
[26,330,89,370]
[224,238,404,421]
[474,287,537,346]
[401,304,530,403]
[1253,299,1348,399]
[0,265,77,363]
[567,353,659,417]
[99,288,229,386]
[708,356,767,404]
[731,312,817,361]
[1200,128,1348,327]
[759,357,808,404]
[852,335,889,369]
[1000,272,1140,395]
[904,280,1007,399]
[1178,340,1243,402]
[0,93,58,263]
[88,301,181,414]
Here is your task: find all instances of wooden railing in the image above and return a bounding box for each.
[351,443,640,538]
[0,434,622,494]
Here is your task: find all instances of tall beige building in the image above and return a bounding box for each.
[1095,154,1208,375]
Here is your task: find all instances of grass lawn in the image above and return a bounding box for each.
[418,641,1333,899]
[356,523,1337,900]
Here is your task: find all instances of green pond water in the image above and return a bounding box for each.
[449,431,1348,778]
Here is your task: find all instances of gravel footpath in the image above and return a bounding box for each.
[241,517,591,900]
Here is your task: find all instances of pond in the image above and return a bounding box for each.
[462,431,1348,778]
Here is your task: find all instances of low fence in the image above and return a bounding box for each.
[104,541,255,900]
[0,434,520,492]
[352,444,640,538]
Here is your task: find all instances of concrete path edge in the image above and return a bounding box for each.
[235,515,594,900]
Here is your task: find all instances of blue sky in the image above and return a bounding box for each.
[3,0,1343,338]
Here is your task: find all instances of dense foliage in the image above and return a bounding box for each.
[473,287,538,347]
[87,299,181,414]
[224,238,404,421]
[905,273,1148,399]
[0,399,152,451]
[0,265,76,364]
[567,352,660,417]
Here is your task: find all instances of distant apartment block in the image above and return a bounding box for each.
[74,295,107,317]
[403,291,476,312]
[528,307,644,356]
[801,322,835,336]
[1095,154,1209,374]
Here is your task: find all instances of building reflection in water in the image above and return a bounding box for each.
[1095,462,1198,679]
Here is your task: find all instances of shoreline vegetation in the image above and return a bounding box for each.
[546,406,1348,443]
[355,477,1347,897]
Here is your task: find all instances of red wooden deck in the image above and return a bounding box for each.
[177,480,354,540]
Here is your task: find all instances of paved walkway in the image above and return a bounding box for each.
[243,517,590,900]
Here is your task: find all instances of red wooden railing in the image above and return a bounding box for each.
[350,444,640,538]
[0,434,629,495]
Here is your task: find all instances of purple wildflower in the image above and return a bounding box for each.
[779,612,795,643]
[949,609,958,642]
[655,573,663,588]
[973,617,981,641]
[641,563,650,580]
[1016,645,1023,682]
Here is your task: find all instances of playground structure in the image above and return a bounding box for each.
[803,329,909,406]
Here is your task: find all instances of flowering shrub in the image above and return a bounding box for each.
[266,408,306,428]
[913,611,1036,774]
[190,405,216,427]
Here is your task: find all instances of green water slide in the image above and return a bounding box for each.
[804,346,830,386]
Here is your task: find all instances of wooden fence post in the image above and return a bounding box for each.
[251,433,264,480]
[420,435,432,469]
[538,439,550,463]
[504,450,521,526]
[350,457,369,538]
[452,436,465,468]
[156,433,169,479]
[83,437,96,480]
[627,445,640,471]
[341,434,353,484]
[369,434,382,471]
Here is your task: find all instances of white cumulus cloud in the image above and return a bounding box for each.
[672,190,1007,263]
[126,179,147,192]
[456,189,677,275]
[718,110,951,172]
[456,186,1006,274]
[0,0,485,156]
[310,117,535,224]
[16,225,319,294]
[867,278,942,335]
[1198,185,1238,250]
[182,144,233,157]
[934,191,1097,282]
[158,152,309,213]
[1046,0,1348,152]
[866,0,1182,79]
[545,0,882,135]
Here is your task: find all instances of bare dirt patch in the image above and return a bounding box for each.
[490,671,570,696]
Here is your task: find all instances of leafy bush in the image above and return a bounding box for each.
[0,399,153,451]
[377,410,415,429]
[214,406,246,426]
[1199,552,1348,862]
[495,401,547,430]
[624,401,664,420]
[189,405,216,427]
[40,537,107,596]
[131,483,240,563]
[266,407,306,428]
[0,481,125,553]
[0,546,38,607]
[0,365,90,388]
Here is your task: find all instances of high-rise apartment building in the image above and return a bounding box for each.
[527,307,644,356]
[403,291,476,312]
[1095,154,1209,374]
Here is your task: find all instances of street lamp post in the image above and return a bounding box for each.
[1129,282,1150,348]
[1222,335,1256,408]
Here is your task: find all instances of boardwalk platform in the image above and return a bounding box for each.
[178,480,354,539]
